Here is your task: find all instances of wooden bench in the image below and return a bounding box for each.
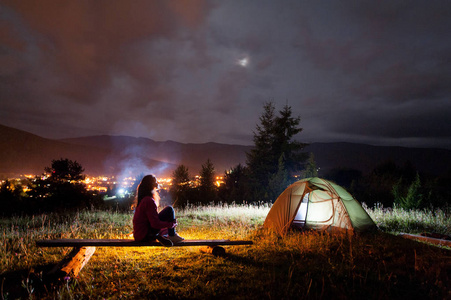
[36,238,253,277]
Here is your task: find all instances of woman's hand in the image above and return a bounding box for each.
[171,219,178,228]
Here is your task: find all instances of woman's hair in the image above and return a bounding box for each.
[133,174,160,209]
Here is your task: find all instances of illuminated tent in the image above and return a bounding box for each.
[264,177,376,235]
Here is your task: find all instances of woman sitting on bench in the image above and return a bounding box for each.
[133,174,184,245]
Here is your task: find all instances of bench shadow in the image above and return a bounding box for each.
[0,263,68,299]
[222,252,271,269]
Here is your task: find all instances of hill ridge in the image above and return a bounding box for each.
[1,124,450,178]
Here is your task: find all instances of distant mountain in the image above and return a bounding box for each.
[1,124,450,179]
[0,124,251,178]
[60,135,252,177]
[0,124,176,177]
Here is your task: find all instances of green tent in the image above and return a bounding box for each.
[264,177,377,235]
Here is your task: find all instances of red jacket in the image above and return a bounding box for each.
[133,196,173,241]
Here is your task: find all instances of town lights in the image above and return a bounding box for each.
[117,188,126,197]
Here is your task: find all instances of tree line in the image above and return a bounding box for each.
[0,158,104,215]
[327,160,451,209]
[0,102,307,214]
[168,101,450,210]
[1,101,450,215]
[170,102,309,206]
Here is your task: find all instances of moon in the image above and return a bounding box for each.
[237,56,249,67]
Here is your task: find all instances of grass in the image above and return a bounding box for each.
[364,203,451,236]
[0,203,450,299]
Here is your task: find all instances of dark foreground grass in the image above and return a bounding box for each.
[1,204,450,299]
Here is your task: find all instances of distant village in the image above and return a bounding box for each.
[1,174,225,197]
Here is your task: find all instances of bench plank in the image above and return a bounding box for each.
[36,239,253,247]
[37,239,253,277]
[50,246,96,277]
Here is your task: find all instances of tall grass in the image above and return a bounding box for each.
[1,203,450,299]
[364,203,451,235]
[178,202,270,240]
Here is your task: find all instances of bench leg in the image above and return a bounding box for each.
[199,245,226,257]
[49,246,96,277]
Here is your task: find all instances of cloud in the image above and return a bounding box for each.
[3,0,210,83]
[0,0,212,135]
[1,0,450,149]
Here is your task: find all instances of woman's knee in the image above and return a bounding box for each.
[159,206,175,221]
[162,205,174,214]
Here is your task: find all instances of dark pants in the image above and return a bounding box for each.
[146,206,176,240]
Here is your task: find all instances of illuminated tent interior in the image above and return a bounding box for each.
[264,177,377,235]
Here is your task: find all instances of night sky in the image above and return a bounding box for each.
[1,1,450,149]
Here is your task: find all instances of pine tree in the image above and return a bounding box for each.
[170,165,191,207]
[222,164,248,204]
[273,104,308,174]
[246,102,277,201]
[246,102,277,179]
[246,101,307,202]
[268,154,291,199]
[302,153,318,178]
[393,173,424,210]
[199,159,217,204]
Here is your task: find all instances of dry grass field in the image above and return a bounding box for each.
[1,203,450,299]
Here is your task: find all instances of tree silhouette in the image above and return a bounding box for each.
[199,159,217,204]
[0,179,24,215]
[221,164,249,204]
[302,153,318,178]
[269,154,291,199]
[273,104,308,174]
[246,102,277,190]
[393,173,428,209]
[27,158,101,212]
[170,165,192,207]
[45,158,85,182]
[246,102,307,202]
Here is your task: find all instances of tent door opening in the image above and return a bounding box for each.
[292,193,309,229]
